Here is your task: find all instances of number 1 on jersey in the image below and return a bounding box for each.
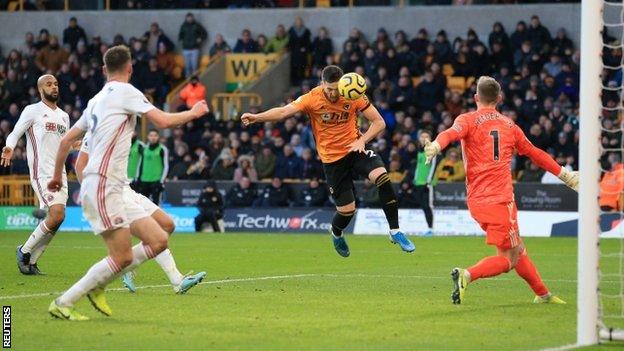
[489,130,500,161]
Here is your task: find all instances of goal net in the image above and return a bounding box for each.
[579,0,624,345]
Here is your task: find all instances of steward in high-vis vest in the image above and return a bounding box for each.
[137,129,169,205]
[128,132,143,188]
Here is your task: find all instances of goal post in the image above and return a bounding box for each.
[579,0,624,346]
[577,0,602,346]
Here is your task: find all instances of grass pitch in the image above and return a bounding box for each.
[0,231,619,350]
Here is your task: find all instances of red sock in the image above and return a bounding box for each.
[514,250,549,297]
[467,255,511,282]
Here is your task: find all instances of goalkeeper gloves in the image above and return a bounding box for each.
[424,140,441,165]
[558,167,579,192]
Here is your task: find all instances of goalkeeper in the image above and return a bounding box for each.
[424,76,579,305]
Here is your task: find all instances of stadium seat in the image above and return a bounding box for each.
[447,76,466,92]
[466,76,476,88]
[7,1,19,11]
[442,64,454,76]
[412,76,422,87]
[200,55,211,70]
[174,54,185,69]
[316,0,330,6]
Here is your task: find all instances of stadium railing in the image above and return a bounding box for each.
[0,176,38,206]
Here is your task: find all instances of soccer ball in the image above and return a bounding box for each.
[338,72,367,100]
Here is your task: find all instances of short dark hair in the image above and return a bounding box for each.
[321,65,343,83]
[476,76,501,105]
[104,45,131,74]
[420,129,433,138]
[148,129,159,135]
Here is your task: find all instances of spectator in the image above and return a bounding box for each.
[552,28,574,57]
[288,16,311,85]
[311,27,333,70]
[275,144,303,179]
[143,22,174,57]
[358,179,379,208]
[301,148,322,180]
[409,28,428,56]
[266,24,289,53]
[178,12,207,77]
[9,147,29,175]
[34,28,50,50]
[63,17,88,52]
[211,155,236,180]
[397,181,419,209]
[416,70,444,111]
[35,36,69,72]
[194,181,225,232]
[517,160,544,182]
[296,178,328,207]
[255,144,276,179]
[233,155,259,182]
[388,159,406,183]
[390,75,415,112]
[142,57,167,107]
[254,177,291,207]
[209,34,231,57]
[156,42,177,80]
[527,15,551,54]
[179,75,206,109]
[434,148,465,182]
[257,34,268,53]
[186,152,211,180]
[136,130,169,205]
[510,20,528,52]
[233,29,259,53]
[599,154,624,212]
[226,177,256,207]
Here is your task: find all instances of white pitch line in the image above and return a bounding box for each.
[0,273,320,300]
[0,272,593,301]
[538,343,578,351]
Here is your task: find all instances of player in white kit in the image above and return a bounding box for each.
[46,45,208,321]
[75,133,206,294]
[1,75,69,275]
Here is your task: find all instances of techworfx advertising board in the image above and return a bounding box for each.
[352,209,579,237]
[222,208,353,233]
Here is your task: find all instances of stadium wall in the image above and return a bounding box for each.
[0,5,580,56]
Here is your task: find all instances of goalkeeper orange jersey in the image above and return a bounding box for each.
[290,86,371,163]
[435,107,561,206]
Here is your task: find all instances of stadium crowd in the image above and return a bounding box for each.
[0,10,611,208]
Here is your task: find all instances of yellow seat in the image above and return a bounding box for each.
[200,55,211,69]
[442,64,454,76]
[174,54,185,68]
[412,76,422,87]
[7,1,19,11]
[447,76,466,92]
[465,76,476,88]
[316,0,330,6]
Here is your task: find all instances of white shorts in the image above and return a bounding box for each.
[122,186,159,215]
[80,175,150,235]
[32,176,68,209]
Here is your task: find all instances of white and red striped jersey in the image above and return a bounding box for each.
[5,101,70,180]
[74,81,155,184]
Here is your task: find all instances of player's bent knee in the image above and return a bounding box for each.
[161,218,175,235]
[336,202,356,213]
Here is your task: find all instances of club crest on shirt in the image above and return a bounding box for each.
[343,104,350,111]
[47,194,54,202]
[114,217,124,225]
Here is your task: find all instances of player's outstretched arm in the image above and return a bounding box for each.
[349,105,386,153]
[241,104,299,127]
[514,125,578,191]
[425,116,467,165]
[48,126,86,192]
[145,100,208,129]
[2,107,35,167]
